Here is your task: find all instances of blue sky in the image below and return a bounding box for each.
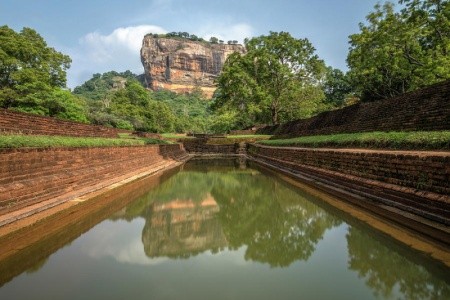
[1,0,383,88]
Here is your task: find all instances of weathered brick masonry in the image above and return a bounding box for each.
[0,144,187,215]
[182,138,239,154]
[248,144,449,195]
[248,144,450,224]
[0,109,122,137]
[258,80,450,136]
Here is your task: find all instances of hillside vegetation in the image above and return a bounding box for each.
[1,0,448,135]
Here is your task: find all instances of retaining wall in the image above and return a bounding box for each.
[0,109,122,138]
[248,144,449,195]
[247,144,450,225]
[0,144,187,215]
[182,139,239,154]
[258,80,450,137]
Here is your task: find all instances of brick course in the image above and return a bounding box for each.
[248,144,449,195]
[258,80,450,137]
[247,144,450,227]
[182,139,238,154]
[0,109,122,138]
[0,144,187,214]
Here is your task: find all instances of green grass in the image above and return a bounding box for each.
[258,131,450,150]
[161,133,194,139]
[0,134,170,148]
[117,132,173,144]
[226,134,272,139]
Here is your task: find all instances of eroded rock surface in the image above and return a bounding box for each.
[141,36,245,98]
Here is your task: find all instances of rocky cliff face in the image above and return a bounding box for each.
[140,36,245,98]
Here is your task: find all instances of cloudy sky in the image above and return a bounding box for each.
[1,0,382,88]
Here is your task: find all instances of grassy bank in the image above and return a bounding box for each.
[161,133,194,140]
[207,134,271,144]
[0,134,170,149]
[259,131,450,150]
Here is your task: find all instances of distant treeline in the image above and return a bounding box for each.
[146,32,239,45]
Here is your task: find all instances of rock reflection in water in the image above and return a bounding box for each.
[127,159,342,267]
[143,196,227,258]
[0,159,448,300]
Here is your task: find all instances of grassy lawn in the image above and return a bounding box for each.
[259,131,450,150]
[0,134,171,148]
[226,134,272,139]
[161,133,194,139]
[207,134,272,144]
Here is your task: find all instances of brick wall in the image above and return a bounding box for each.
[258,80,450,137]
[248,144,449,195]
[247,144,450,225]
[229,129,256,135]
[0,144,187,214]
[182,139,238,154]
[0,109,122,138]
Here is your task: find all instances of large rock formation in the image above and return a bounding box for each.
[140,35,246,98]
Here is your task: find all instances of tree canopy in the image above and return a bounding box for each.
[0,25,89,122]
[75,71,212,133]
[213,31,327,127]
[347,0,450,101]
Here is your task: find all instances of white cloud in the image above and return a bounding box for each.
[66,25,166,88]
[80,25,166,63]
[83,219,169,266]
[66,22,253,89]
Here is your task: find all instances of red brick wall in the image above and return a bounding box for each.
[182,139,238,154]
[258,80,450,137]
[248,144,449,195]
[0,144,186,214]
[0,109,122,138]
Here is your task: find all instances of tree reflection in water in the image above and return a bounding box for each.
[211,171,342,267]
[117,159,449,298]
[346,227,450,299]
[126,160,342,267]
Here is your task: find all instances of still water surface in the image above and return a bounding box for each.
[0,159,449,299]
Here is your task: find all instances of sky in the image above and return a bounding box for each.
[0,0,383,89]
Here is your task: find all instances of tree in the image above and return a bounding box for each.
[0,26,71,111]
[214,31,326,125]
[108,79,176,132]
[322,67,354,108]
[45,89,89,123]
[209,36,219,44]
[347,0,450,101]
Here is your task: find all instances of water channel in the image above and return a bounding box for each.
[0,159,448,299]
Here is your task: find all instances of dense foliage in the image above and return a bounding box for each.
[212,32,328,128]
[74,72,174,132]
[348,0,450,101]
[146,32,238,45]
[3,2,448,135]
[0,26,88,122]
[74,71,212,133]
[151,88,211,133]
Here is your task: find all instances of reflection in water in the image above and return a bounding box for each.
[0,159,448,300]
[123,160,342,267]
[143,196,227,258]
[347,227,450,299]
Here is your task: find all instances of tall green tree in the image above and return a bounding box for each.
[0,26,72,113]
[214,31,326,126]
[322,67,354,108]
[347,0,450,101]
[108,79,176,132]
